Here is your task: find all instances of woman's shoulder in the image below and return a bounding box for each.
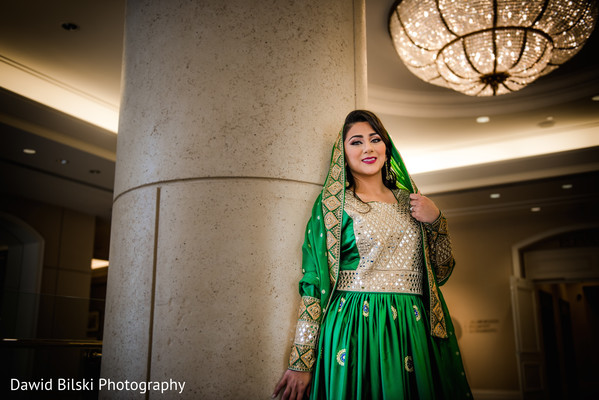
[391,187,410,204]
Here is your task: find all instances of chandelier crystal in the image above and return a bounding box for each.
[389,0,598,96]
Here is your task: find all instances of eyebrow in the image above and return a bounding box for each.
[347,132,380,141]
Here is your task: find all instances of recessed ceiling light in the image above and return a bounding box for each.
[592,95,599,101]
[61,22,79,31]
[561,184,573,189]
[490,193,500,199]
[538,116,555,128]
[531,207,541,212]
[476,116,490,124]
[23,148,36,155]
[58,159,69,165]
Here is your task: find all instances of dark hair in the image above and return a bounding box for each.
[342,110,397,190]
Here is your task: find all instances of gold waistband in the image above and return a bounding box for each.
[336,269,423,294]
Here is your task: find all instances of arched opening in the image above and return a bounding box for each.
[511,225,599,400]
[0,213,44,338]
[0,213,45,385]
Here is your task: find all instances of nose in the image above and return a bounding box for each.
[363,141,374,153]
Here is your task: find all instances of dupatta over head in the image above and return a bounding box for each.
[311,125,449,339]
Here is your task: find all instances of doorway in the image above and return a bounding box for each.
[535,281,599,399]
[514,227,599,400]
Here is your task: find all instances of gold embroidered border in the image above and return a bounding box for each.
[297,295,322,323]
[336,270,423,294]
[288,296,322,371]
[422,227,448,338]
[321,132,345,312]
[293,320,319,347]
[288,344,316,372]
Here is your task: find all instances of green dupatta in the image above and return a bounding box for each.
[288,128,450,372]
[313,129,448,338]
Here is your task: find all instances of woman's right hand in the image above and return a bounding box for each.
[272,369,312,400]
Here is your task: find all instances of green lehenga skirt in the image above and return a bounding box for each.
[310,291,472,400]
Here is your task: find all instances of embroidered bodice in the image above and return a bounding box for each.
[337,189,423,294]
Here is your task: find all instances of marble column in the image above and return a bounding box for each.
[101,0,366,398]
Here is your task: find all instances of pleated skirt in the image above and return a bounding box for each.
[310,291,472,400]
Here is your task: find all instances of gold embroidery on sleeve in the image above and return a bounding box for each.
[288,296,323,371]
[424,214,455,284]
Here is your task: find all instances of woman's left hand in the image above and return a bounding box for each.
[409,192,440,223]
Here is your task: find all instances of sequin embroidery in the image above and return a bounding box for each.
[340,189,424,295]
[338,297,346,312]
[362,300,370,317]
[405,356,414,372]
[288,296,322,372]
[413,305,421,321]
[336,349,346,366]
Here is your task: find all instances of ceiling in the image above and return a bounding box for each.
[1,0,598,222]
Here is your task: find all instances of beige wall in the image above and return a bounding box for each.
[101,1,366,398]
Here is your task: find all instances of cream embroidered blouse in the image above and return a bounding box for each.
[337,189,423,295]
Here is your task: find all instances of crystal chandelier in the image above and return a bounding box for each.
[389,0,598,96]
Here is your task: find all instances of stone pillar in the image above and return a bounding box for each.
[101,0,366,398]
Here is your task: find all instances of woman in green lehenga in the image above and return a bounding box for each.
[273,110,472,399]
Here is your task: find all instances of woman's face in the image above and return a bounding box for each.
[344,121,387,181]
